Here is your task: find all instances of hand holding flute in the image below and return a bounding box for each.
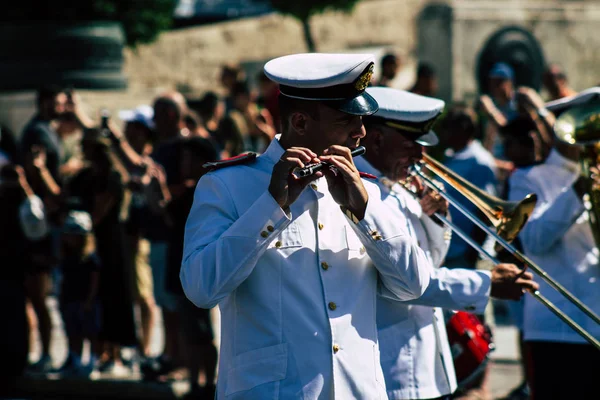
[269,145,368,219]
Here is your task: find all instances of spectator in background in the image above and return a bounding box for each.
[141,91,194,379]
[118,105,159,361]
[256,70,281,131]
[439,105,498,271]
[56,211,102,378]
[0,164,48,381]
[219,63,245,113]
[409,62,438,97]
[20,85,67,191]
[375,52,401,87]
[19,85,67,373]
[66,129,136,376]
[163,137,219,397]
[542,64,577,101]
[226,80,276,154]
[193,91,243,159]
[183,109,211,140]
[189,91,227,157]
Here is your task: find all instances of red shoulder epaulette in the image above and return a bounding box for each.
[203,153,257,172]
[359,171,378,180]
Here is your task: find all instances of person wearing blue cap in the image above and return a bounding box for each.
[356,87,538,400]
[180,53,434,399]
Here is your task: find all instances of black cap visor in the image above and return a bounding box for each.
[322,91,379,116]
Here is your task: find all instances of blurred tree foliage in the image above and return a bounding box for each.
[270,0,362,52]
[0,0,177,48]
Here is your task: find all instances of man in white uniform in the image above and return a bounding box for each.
[356,87,540,400]
[180,54,433,400]
[507,88,600,399]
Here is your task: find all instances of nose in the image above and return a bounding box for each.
[351,117,366,139]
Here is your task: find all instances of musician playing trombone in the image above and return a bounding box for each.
[355,87,540,400]
[505,89,600,400]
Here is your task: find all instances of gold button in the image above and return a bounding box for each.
[333,344,340,353]
[321,262,329,270]
[310,183,318,190]
[275,241,282,248]
[261,231,269,238]
[267,225,274,232]
[318,222,324,230]
[328,302,337,311]
[359,246,366,255]
[374,235,383,241]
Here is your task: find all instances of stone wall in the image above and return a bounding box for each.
[0,0,427,135]
[417,0,600,103]
[2,0,600,136]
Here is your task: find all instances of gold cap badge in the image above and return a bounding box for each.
[355,64,374,92]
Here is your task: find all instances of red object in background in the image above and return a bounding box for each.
[446,311,495,390]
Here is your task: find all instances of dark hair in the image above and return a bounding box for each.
[153,96,182,121]
[180,137,218,163]
[381,53,398,67]
[231,80,251,97]
[277,95,320,133]
[184,110,203,130]
[257,70,271,83]
[416,62,436,79]
[441,104,477,138]
[501,115,539,142]
[37,84,63,107]
[195,91,220,120]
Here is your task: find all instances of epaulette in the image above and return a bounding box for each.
[203,153,258,172]
[359,171,378,180]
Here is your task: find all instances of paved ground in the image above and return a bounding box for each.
[12,297,525,399]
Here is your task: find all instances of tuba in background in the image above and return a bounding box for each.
[553,92,600,251]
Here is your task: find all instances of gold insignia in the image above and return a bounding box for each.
[354,64,374,92]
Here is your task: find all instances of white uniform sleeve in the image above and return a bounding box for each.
[345,182,431,301]
[508,175,585,255]
[404,267,491,314]
[181,173,292,308]
[420,213,452,268]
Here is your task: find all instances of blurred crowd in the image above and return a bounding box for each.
[0,51,582,399]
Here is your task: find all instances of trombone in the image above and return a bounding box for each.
[407,153,600,351]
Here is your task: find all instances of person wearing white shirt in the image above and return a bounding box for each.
[507,89,600,400]
[358,87,539,400]
[180,53,433,400]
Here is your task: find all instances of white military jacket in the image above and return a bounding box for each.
[354,157,492,400]
[181,138,432,400]
[508,149,600,344]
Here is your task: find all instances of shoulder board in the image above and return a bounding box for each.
[203,153,257,172]
[359,172,378,180]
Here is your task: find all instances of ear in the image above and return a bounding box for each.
[367,127,385,156]
[290,112,309,136]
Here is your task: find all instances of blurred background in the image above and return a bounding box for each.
[0,1,597,399]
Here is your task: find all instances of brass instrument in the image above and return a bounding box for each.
[406,153,600,350]
[554,96,600,252]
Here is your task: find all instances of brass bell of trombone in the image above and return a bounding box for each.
[420,153,538,243]
[554,96,600,146]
